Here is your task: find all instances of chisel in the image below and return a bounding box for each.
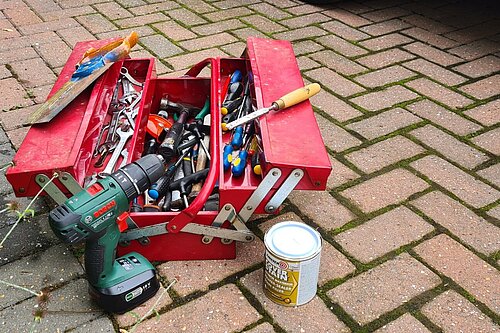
[225,83,321,131]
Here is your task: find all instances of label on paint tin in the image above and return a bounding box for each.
[263,221,322,306]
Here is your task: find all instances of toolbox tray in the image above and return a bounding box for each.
[6,37,331,262]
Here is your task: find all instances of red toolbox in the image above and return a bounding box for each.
[6,37,331,262]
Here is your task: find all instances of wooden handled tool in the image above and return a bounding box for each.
[225,83,320,131]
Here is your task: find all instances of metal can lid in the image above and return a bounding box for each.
[264,221,322,260]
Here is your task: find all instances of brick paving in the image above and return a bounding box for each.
[0,0,498,332]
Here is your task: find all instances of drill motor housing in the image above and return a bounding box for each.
[49,154,164,313]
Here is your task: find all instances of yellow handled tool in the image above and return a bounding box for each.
[225,83,320,131]
[25,32,139,125]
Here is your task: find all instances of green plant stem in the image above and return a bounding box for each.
[0,173,58,248]
[0,279,42,297]
[128,279,177,333]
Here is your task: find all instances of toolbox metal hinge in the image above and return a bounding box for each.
[36,172,83,205]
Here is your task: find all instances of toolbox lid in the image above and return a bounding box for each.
[246,38,331,190]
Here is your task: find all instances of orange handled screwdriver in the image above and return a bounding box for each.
[225,83,320,131]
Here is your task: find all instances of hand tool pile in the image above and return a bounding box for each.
[88,67,144,183]
[221,70,263,178]
[135,96,215,213]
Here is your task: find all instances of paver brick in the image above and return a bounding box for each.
[361,7,411,22]
[321,21,370,41]
[135,284,261,333]
[341,168,429,213]
[327,155,360,189]
[177,0,215,14]
[347,108,422,140]
[232,27,267,40]
[0,18,20,40]
[6,126,28,149]
[460,74,500,100]
[116,13,168,28]
[335,206,433,263]
[0,46,39,65]
[9,57,57,88]
[72,316,115,332]
[286,3,324,15]
[328,253,441,325]
[345,136,424,173]
[374,313,431,333]
[204,7,251,21]
[351,85,419,112]
[449,39,500,61]
[157,239,265,297]
[4,6,43,26]
[282,13,330,29]
[402,27,459,49]
[464,100,500,126]
[166,48,228,70]
[192,19,245,36]
[0,31,60,53]
[353,65,416,88]
[315,35,368,57]
[0,105,38,130]
[404,42,463,66]
[401,14,454,34]
[96,26,156,40]
[403,58,467,86]
[359,33,413,51]
[292,40,323,56]
[409,125,488,169]
[415,234,500,315]
[310,49,367,75]
[360,18,411,36]
[306,67,365,97]
[241,269,350,333]
[310,89,363,122]
[94,2,132,20]
[35,39,72,68]
[75,13,116,34]
[245,322,275,333]
[315,113,362,152]
[411,191,500,256]
[274,26,328,41]
[129,1,178,15]
[221,42,246,57]
[248,3,291,20]
[0,279,102,332]
[18,18,80,35]
[58,26,96,47]
[406,100,482,136]
[422,290,499,333]
[406,78,473,109]
[141,35,184,58]
[259,212,356,285]
[167,7,208,26]
[471,128,500,156]
[487,206,500,220]
[39,6,96,21]
[179,32,237,51]
[241,15,286,34]
[356,48,415,69]
[0,78,32,111]
[288,190,356,230]
[0,65,10,79]
[323,8,372,27]
[477,163,500,188]
[453,55,500,79]
[0,244,82,309]
[297,56,320,71]
[214,0,259,9]
[152,21,196,41]
[411,155,500,208]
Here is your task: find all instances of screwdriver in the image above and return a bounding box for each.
[225,83,321,131]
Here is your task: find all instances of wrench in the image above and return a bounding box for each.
[118,148,129,169]
[120,67,143,87]
[102,125,133,174]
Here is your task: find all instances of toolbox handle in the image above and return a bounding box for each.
[168,58,221,233]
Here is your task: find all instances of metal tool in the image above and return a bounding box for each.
[102,124,133,174]
[225,83,321,130]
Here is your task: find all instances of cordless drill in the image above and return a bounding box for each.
[48,154,164,313]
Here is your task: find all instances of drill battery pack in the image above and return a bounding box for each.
[6,37,331,262]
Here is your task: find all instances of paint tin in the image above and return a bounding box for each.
[263,221,322,306]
